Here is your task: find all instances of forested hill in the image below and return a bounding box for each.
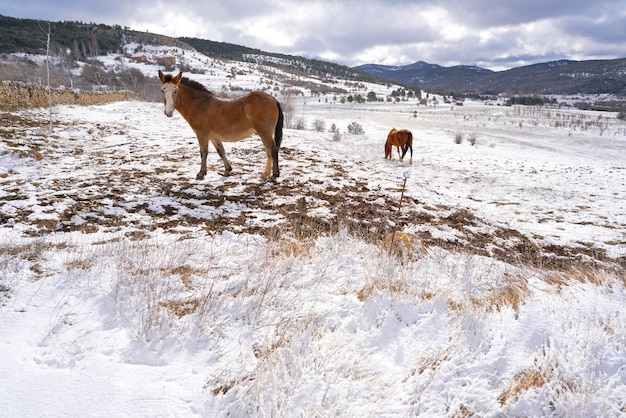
[0,15,188,59]
[179,37,385,84]
[1,14,126,57]
[0,15,386,86]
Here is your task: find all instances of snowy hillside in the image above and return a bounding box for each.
[97,42,404,99]
[1,44,625,417]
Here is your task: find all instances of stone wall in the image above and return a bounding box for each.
[0,81,137,110]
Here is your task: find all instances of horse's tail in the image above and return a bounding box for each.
[401,131,412,159]
[274,100,284,149]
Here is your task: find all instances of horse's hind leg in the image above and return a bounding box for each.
[211,140,232,176]
[196,136,209,180]
[260,135,279,179]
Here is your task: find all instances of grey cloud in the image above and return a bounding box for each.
[1,0,625,70]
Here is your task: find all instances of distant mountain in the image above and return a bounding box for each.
[355,59,626,95]
[356,61,492,82]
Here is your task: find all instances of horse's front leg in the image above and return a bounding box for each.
[211,140,232,176]
[196,136,209,180]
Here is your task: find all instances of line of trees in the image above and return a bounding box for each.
[1,14,128,59]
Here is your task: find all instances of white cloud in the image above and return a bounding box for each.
[2,0,626,70]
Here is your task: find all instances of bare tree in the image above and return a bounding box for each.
[280,88,296,128]
[44,22,52,135]
[81,62,110,89]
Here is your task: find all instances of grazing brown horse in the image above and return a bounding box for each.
[158,70,284,180]
[385,128,413,163]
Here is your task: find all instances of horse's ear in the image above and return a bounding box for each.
[158,70,165,83]
[174,71,183,86]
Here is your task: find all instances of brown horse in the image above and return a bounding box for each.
[158,70,284,180]
[385,128,413,163]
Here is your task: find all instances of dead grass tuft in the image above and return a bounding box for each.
[446,299,463,313]
[498,367,546,406]
[418,350,451,374]
[66,258,94,271]
[206,374,254,396]
[270,236,315,258]
[544,265,624,289]
[452,405,477,418]
[357,283,375,302]
[544,273,568,288]
[159,298,201,318]
[381,231,424,262]
[473,275,530,312]
[165,265,207,290]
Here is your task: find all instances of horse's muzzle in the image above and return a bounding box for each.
[164,109,174,117]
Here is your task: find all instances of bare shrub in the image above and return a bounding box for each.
[347,121,364,135]
[313,119,326,132]
[454,132,464,144]
[293,118,306,130]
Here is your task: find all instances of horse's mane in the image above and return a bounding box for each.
[180,77,214,95]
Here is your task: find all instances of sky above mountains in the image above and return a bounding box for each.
[2,0,625,70]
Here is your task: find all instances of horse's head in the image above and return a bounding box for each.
[384,128,396,157]
[158,70,183,117]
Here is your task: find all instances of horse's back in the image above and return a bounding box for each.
[208,91,279,133]
[238,91,280,121]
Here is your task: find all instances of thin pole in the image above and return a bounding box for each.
[389,172,410,253]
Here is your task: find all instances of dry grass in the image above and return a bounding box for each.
[270,235,315,258]
[159,298,201,318]
[357,283,375,302]
[471,274,530,312]
[418,350,451,375]
[381,231,424,262]
[498,367,546,406]
[1,240,70,278]
[544,265,624,289]
[164,265,208,290]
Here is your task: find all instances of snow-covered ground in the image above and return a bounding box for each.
[1,52,625,416]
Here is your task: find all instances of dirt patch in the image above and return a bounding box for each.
[1,110,624,274]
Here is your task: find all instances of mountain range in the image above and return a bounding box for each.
[355,59,626,95]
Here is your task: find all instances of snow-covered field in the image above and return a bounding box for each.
[1,52,625,416]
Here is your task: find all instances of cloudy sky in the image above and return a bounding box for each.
[2,0,626,71]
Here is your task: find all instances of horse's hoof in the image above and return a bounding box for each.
[196,172,206,180]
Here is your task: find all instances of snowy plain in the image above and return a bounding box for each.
[1,44,625,417]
